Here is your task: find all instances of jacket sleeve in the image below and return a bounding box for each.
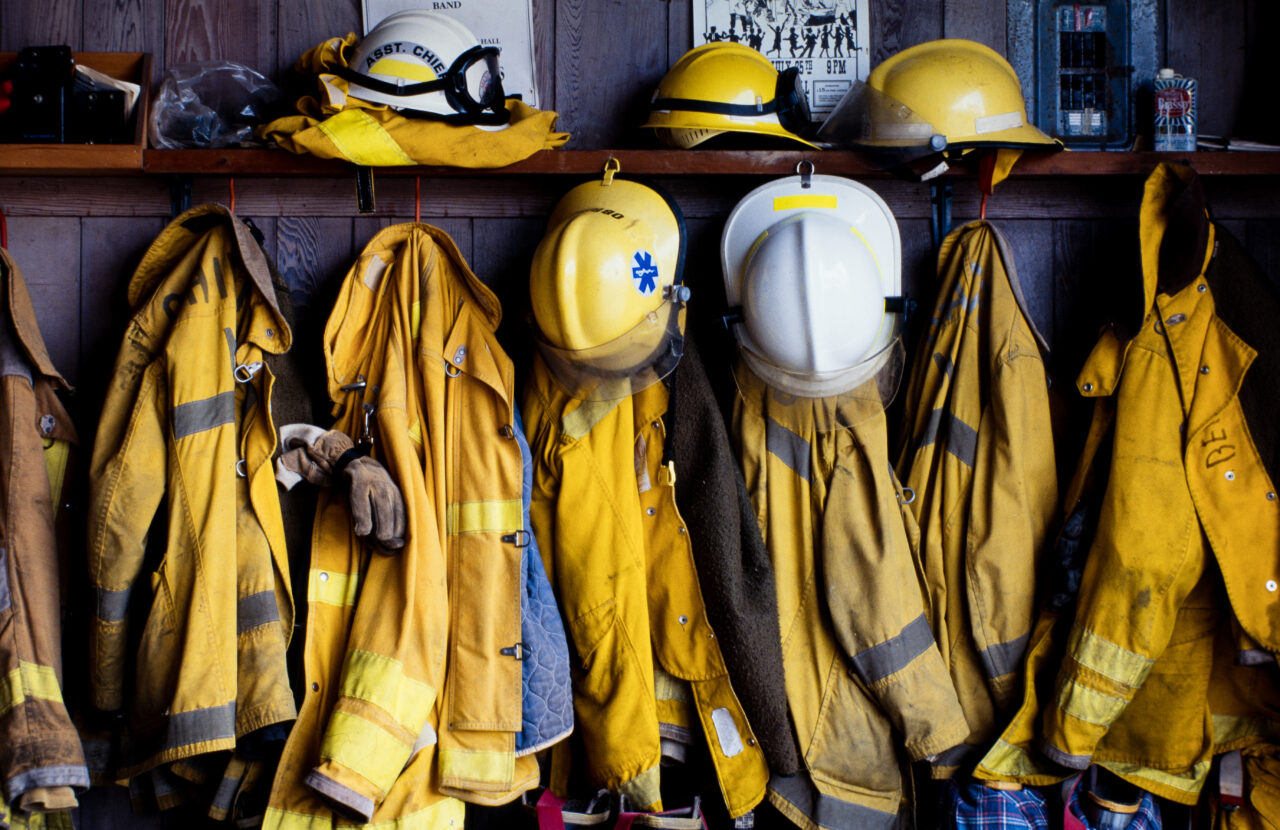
[966,348,1057,708]
[822,416,969,762]
[86,357,168,712]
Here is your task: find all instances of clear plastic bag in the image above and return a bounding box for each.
[149,61,281,149]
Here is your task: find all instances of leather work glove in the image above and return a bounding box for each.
[279,426,406,553]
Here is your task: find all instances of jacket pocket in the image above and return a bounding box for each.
[807,658,901,797]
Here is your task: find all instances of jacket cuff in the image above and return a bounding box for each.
[305,768,377,822]
[4,765,90,806]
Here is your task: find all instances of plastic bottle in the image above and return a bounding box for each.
[1154,68,1197,152]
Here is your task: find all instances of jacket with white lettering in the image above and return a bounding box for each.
[734,366,968,830]
[87,205,297,776]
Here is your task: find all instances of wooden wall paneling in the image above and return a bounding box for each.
[82,0,165,86]
[6,216,81,381]
[1237,0,1280,142]
[554,0,670,148]
[471,216,545,383]
[871,0,944,63]
[1244,220,1280,293]
[532,0,555,114]
[999,219,1055,346]
[0,178,170,217]
[277,0,359,83]
[276,216,357,330]
[667,0,691,66]
[0,0,82,50]
[943,0,1005,54]
[1050,218,1138,378]
[1165,0,1245,139]
[163,0,276,73]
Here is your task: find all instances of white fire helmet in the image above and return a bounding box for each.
[341,10,508,124]
[721,172,905,401]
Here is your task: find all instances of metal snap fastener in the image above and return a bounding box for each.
[1268,492,1277,501]
[1166,313,1186,325]
[319,572,329,582]
[651,421,661,430]
[678,526,687,534]
[39,414,55,435]
[678,615,688,625]
[265,328,274,338]
[1200,365,1210,374]
[311,682,319,692]
[646,507,655,516]
[747,738,757,746]
[452,345,467,365]
[1197,283,1207,292]
[1082,382,1093,392]
[499,424,515,439]
[1268,580,1277,593]
[1225,471,1236,481]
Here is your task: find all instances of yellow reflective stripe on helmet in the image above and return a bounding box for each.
[773,195,837,211]
[1055,678,1127,727]
[317,110,417,167]
[438,747,514,786]
[0,661,64,716]
[263,797,466,830]
[309,569,359,607]
[43,438,70,519]
[367,57,438,83]
[447,499,523,535]
[1069,624,1155,689]
[340,650,435,730]
[1100,759,1212,797]
[320,709,412,790]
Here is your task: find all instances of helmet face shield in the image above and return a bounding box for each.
[815,79,947,166]
[773,66,811,134]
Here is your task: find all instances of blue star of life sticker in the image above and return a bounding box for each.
[631,250,659,295]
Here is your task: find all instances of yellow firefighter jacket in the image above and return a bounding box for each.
[896,220,1058,778]
[976,163,1280,805]
[0,247,88,813]
[87,205,296,776]
[264,223,534,829]
[733,366,969,830]
[522,356,769,819]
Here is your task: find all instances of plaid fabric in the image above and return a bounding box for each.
[1066,782,1162,830]
[944,779,1050,829]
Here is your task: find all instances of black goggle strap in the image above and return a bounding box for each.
[650,67,808,131]
[334,45,503,111]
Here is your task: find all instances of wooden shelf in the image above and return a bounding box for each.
[137,148,1280,178]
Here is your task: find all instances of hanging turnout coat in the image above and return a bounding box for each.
[734,365,968,830]
[87,205,297,776]
[976,163,1280,805]
[522,355,770,819]
[896,220,1058,777]
[264,223,549,829]
[0,247,88,814]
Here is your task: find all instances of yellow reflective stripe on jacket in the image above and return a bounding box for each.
[1100,759,1211,799]
[1212,714,1280,746]
[1069,624,1156,689]
[308,568,358,607]
[979,739,1044,779]
[0,661,64,715]
[617,764,663,815]
[1056,678,1128,727]
[262,797,465,830]
[446,499,522,535]
[437,747,513,786]
[316,110,417,166]
[339,649,435,729]
[319,709,412,790]
[42,438,70,519]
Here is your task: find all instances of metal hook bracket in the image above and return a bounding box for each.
[930,178,953,251]
[602,156,620,186]
[796,159,815,188]
[169,175,192,218]
[355,166,376,214]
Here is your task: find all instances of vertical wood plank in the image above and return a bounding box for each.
[277,0,358,80]
[872,0,944,63]
[164,0,276,74]
[1166,0,1245,138]
[1244,219,1280,294]
[999,220,1055,348]
[82,0,165,59]
[555,0,669,147]
[943,0,1005,55]
[7,217,81,381]
[667,0,691,64]
[1051,218,1138,378]
[531,0,555,114]
[1236,0,1278,141]
[277,216,358,329]
[0,0,82,50]
[472,216,545,380]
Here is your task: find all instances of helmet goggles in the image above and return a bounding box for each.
[650,65,811,135]
[338,44,509,125]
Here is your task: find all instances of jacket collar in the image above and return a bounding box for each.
[0,248,69,390]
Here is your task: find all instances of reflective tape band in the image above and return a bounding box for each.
[0,661,64,716]
[769,772,899,830]
[978,739,1043,778]
[411,300,421,340]
[160,702,237,752]
[710,707,745,758]
[766,417,812,483]
[237,591,281,634]
[1099,759,1212,798]
[309,569,358,607]
[172,391,235,439]
[1055,678,1127,727]
[918,408,978,467]
[974,110,1024,135]
[1068,624,1155,689]
[320,709,413,792]
[438,747,514,786]
[849,614,935,684]
[617,764,663,813]
[773,194,837,211]
[44,437,71,518]
[447,499,522,535]
[262,795,466,830]
[317,109,417,167]
[339,649,435,731]
[95,585,132,622]
[980,633,1031,680]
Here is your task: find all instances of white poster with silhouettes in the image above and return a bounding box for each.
[692,0,870,117]
[362,0,539,107]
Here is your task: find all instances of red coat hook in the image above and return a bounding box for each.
[414,176,421,223]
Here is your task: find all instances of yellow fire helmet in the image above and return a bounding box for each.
[530,163,689,401]
[642,42,818,149]
[867,39,1058,150]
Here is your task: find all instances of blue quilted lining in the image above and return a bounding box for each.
[514,405,574,754]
